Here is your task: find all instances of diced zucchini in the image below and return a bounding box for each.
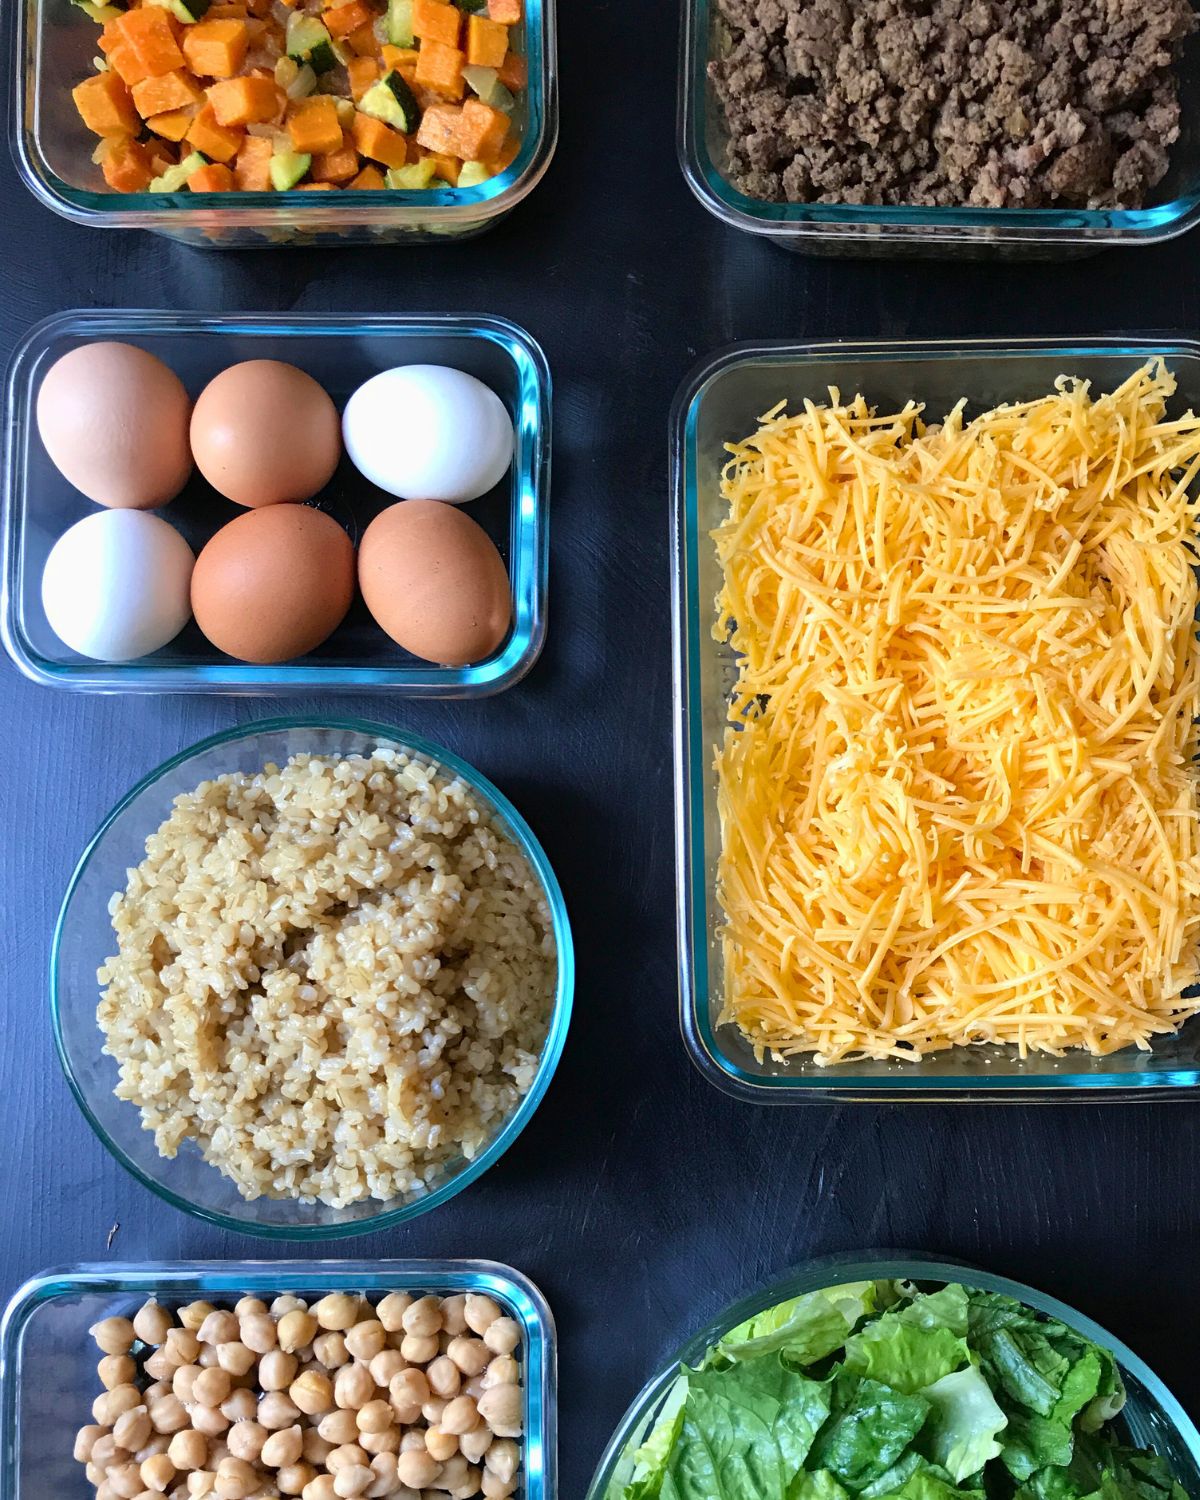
[270,150,312,190]
[148,151,208,192]
[385,0,413,45]
[461,63,514,111]
[73,0,126,20]
[286,12,336,71]
[145,0,210,23]
[456,159,491,187]
[308,40,336,71]
[386,157,438,188]
[453,0,486,11]
[360,70,420,133]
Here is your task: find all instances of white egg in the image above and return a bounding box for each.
[41,509,194,662]
[342,364,515,503]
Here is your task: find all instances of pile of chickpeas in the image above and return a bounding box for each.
[73,1291,525,1500]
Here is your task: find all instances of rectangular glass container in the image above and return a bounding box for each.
[680,0,1200,256]
[16,0,555,247]
[672,335,1200,1101]
[0,1259,557,1498]
[2,308,550,695]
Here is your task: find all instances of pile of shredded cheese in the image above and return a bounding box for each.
[713,362,1200,1064]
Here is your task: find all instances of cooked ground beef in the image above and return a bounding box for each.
[707,0,1196,208]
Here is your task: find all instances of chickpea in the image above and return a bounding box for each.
[424,1428,459,1463]
[167,1432,208,1473]
[462,1297,501,1337]
[333,1467,373,1499]
[220,1390,258,1424]
[482,1357,519,1390]
[482,1320,520,1358]
[312,1295,360,1333]
[444,1337,489,1377]
[278,1463,316,1496]
[397,1432,426,1455]
[481,1471,517,1500]
[193,1368,233,1407]
[447,1467,484,1500]
[114,1407,153,1453]
[440,1396,479,1437]
[191,1405,231,1439]
[399,1335,439,1365]
[394,1451,441,1490]
[188,1475,217,1498]
[276,1311,318,1354]
[196,1311,239,1347]
[144,1383,171,1405]
[260,1426,303,1469]
[144,1350,176,1383]
[302,1479,338,1500]
[421,1398,448,1427]
[238,1315,277,1355]
[435,1456,475,1496]
[75,1423,108,1462]
[334,1363,374,1411]
[438,1297,468,1337]
[258,1393,301,1431]
[141,1454,178,1492]
[226,1423,267,1464]
[96,1385,144,1426]
[131,1302,173,1346]
[462,1376,486,1402]
[357,1429,399,1457]
[374,1295,411,1334]
[364,1453,398,1500]
[312,1333,349,1370]
[291,1369,334,1417]
[178,1303,216,1332]
[254,1350,294,1392]
[423,1357,459,1399]
[214,1457,259,1500]
[342,1322,385,1362]
[326,1444,369,1474]
[354,1400,392,1436]
[476,1385,522,1438]
[135,1435,171,1463]
[87,1462,107,1486]
[109,1463,145,1499]
[216,1342,256,1378]
[92,1317,137,1356]
[458,1426,492,1466]
[147,1392,189,1435]
[365,1351,404,1389]
[234,1298,267,1319]
[270,1295,307,1317]
[170,1365,199,1403]
[91,1434,123,1471]
[317,1410,360,1447]
[387,1370,428,1425]
[98,1353,138,1389]
[400,1298,442,1339]
[301,1430,333,1466]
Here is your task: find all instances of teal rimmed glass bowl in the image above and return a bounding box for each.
[585,1253,1200,1500]
[51,716,574,1238]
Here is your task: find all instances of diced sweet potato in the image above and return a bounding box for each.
[312,138,360,181]
[111,6,186,75]
[234,133,273,189]
[299,181,335,189]
[323,0,372,36]
[465,13,507,67]
[147,106,199,140]
[352,110,408,167]
[99,26,153,86]
[496,47,526,90]
[287,94,342,154]
[414,102,461,155]
[482,132,519,172]
[131,68,204,118]
[185,100,245,161]
[348,163,385,188]
[73,70,141,138]
[206,73,281,125]
[189,161,236,189]
[100,135,154,191]
[487,0,520,20]
[455,97,508,159]
[145,137,177,173]
[412,0,460,45]
[346,23,378,55]
[413,39,464,98]
[428,151,459,184]
[182,18,250,78]
[347,55,379,100]
[382,44,418,71]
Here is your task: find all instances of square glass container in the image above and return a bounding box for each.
[679,0,1200,256]
[0,1259,556,1498]
[672,335,1200,1102]
[2,308,550,695]
[15,0,556,247]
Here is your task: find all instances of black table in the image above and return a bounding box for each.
[2,7,1200,1491]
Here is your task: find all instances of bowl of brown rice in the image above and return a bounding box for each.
[51,717,573,1237]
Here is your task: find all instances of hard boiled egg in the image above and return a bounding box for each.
[342,365,514,503]
[41,510,194,661]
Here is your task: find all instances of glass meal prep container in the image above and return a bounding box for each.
[15,0,556,246]
[679,0,1200,256]
[672,335,1200,1102]
[2,308,550,695]
[0,1259,557,1499]
[584,1252,1200,1500]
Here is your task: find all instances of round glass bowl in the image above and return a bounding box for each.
[51,716,574,1238]
[585,1253,1200,1500]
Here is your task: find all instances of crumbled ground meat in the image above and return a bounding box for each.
[708,0,1196,208]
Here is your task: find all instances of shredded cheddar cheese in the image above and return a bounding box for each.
[713,362,1200,1064]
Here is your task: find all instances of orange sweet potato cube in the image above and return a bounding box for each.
[185,100,245,161]
[414,102,461,155]
[287,94,343,154]
[412,0,460,45]
[188,161,236,190]
[100,135,154,190]
[73,70,141,138]
[345,22,378,55]
[413,39,464,98]
[465,13,507,67]
[483,132,519,171]
[112,6,186,75]
[347,55,379,99]
[323,0,372,35]
[146,106,197,140]
[234,134,273,189]
[348,162,385,188]
[182,18,250,78]
[352,110,408,167]
[428,151,458,183]
[131,68,205,118]
[206,73,281,125]
[382,44,418,70]
[486,0,520,20]
[496,47,526,90]
[99,26,153,85]
[455,97,508,159]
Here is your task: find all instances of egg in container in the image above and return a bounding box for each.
[2,309,551,695]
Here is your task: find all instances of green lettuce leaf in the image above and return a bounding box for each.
[919,1364,1007,1482]
[871,1459,984,1500]
[718,1284,881,1368]
[843,1286,970,1394]
[792,1471,853,1500]
[620,1375,689,1500]
[808,1373,932,1492]
[1016,1433,1190,1500]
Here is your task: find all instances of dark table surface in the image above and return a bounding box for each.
[3,5,1200,1493]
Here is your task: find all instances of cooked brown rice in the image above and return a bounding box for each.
[96,748,557,1207]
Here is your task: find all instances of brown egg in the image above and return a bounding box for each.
[190,360,341,507]
[191,505,354,663]
[36,342,192,509]
[358,500,511,666]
